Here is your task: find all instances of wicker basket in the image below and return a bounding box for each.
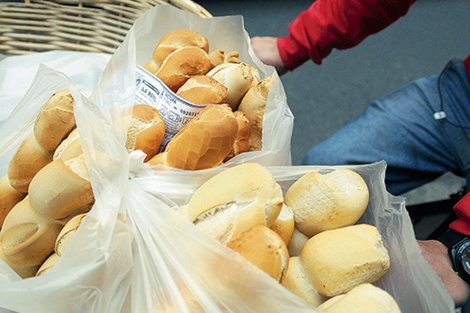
[0,0,212,55]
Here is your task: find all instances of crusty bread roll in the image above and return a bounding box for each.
[184,163,283,244]
[28,154,93,221]
[156,46,213,92]
[7,133,53,193]
[227,225,289,282]
[206,62,261,110]
[149,104,238,170]
[317,283,401,313]
[0,197,62,268]
[126,104,166,162]
[285,168,369,237]
[33,89,75,152]
[287,228,309,257]
[208,48,225,67]
[0,244,40,278]
[238,75,272,151]
[0,175,26,227]
[176,75,228,105]
[53,128,82,161]
[36,252,60,276]
[281,256,327,308]
[55,213,86,256]
[300,224,390,297]
[151,29,209,70]
[270,204,295,246]
[224,110,252,162]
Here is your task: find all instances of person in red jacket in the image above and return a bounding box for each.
[251,0,470,308]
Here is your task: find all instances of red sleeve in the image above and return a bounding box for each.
[450,192,470,236]
[277,0,416,70]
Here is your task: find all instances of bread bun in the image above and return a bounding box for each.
[287,228,309,257]
[238,75,272,151]
[208,48,225,67]
[184,163,283,244]
[152,29,209,69]
[270,204,295,246]
[207,62,260,110]
[36,252,60,276]
[28,154,93,220]
[227,225,289,282]
[285,168,369,237]
[55,213,86,256]
[0,244,40,278]
[126,104,166,162]
[7,133,53,193]
[317,283,401,313]
[300,224,390,297]
[0,175,26,227]
[280,256,327,308]
[0,197,62,267]
[224,110,252,162]
[53,128,82,161]
[176,75,228,105]
[149,104,238,170]
[33,89,75,152]
[156,46,213,92]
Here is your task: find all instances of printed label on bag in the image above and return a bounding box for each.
[135,66,206,150]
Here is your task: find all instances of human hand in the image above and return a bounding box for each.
[418,239,470,306]
[250,36,288,75]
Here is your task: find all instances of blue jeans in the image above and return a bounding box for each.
[302,59,470,196]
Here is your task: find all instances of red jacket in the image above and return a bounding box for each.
[277,0,470,234]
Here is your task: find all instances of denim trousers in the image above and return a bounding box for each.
[302,58,470,196]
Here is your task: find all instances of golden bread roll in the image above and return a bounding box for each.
[149,105,238,170]
[176,75,228,105]
[0,244,40,278]
[152,29,209,70]
[317,283,401,313]
[300,224,390,297]
[7,133,53,193]
[126,104,166,162]
[33,89,75,152]
[53,128,82,161]
[206,62,260,110]
[55,213,86,256]
[156,46,213,92]
[224,110,252,162]
[224,51,241,63]
[0,197,62,267]
[36,252,60,276]
[208,48,225,67]
[287,227,309,257]
[238,75,272,151]
[285,168,369,237]
[184,163,283,244]
[0,175,26,227]
[270,204,295,246]
[280,256,327,308]
[28,154,93,221]
[227,225,289,282]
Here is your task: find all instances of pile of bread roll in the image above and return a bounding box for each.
[176,163,401,312]
[142,28,271,169]
[0,90,167,278]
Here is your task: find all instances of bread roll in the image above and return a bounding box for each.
[33,89,75,152]
[0,197,62,267]
[7,133,53,193]
[126,104,166,162]
[224,110,252,162]
[0,244,40,278]
[152,29,209,70]
[270,204,295,246]
[207,62,260,110]
[227,225,289,282]
[53,128,82,161]
[28,154,93,221]
[0,175,26,227]
[176,75,228,105]
[317,283,401,313]
[280,256,327,308]
[149,104,238,170]
[300,224,390,297]
[55,213,86,256]
[285,168,369,237]
[184,163,283,244]
[287,228,309,257]
[208,48,225,67]
[36,252,60,276]
[238,75,272,151]
[156,46,213,92]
